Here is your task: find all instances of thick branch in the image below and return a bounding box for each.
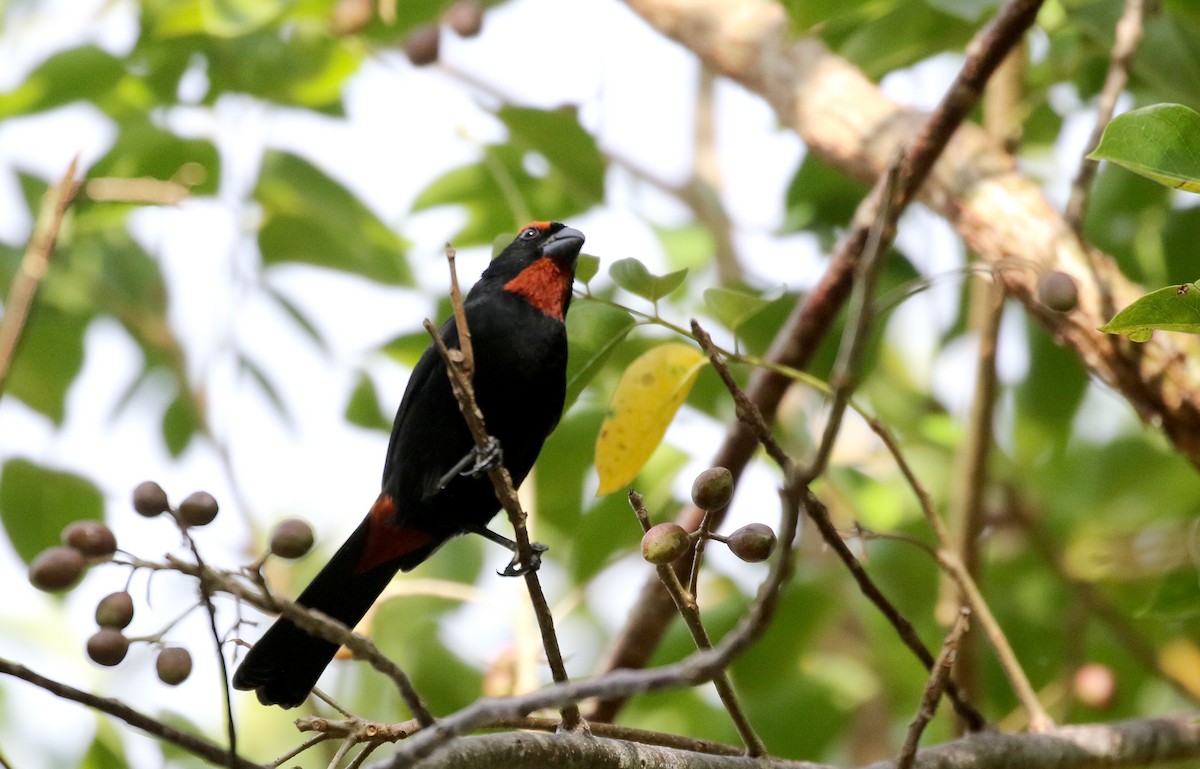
[623,0,1200,467]
[394,715,1200,769]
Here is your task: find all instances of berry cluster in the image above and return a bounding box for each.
[26,481,317,686]
[640,467,778,566]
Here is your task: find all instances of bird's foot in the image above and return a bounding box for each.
[465,524,549,576]
[437,437,503,490]
[498,542,549,577]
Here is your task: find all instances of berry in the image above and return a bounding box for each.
[95,592,135,629]
[1037,271,1078,313]
[1073,663,1116,710]
[726,523,777,563]
[156,647,193,686]
[86,629,129,666]
[269,519,315,559]
[405,24,440,66]
[62,520,117,558]
[691,467,733,512]
[177,491,219,527]
[133,481,170,517]
[29,546,86,592]
[641,523,690,565]
[443,0,483,37]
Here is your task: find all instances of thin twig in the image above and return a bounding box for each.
[897,609,971,769]
[181,530,238,767]
[382,420,805,767]
[935,277,1003,709]
[594,0,1045,719]
[0,655,264,769]
[1064,0,1146,232]
[628,493,765,755]
[800,156,901,483]
[867,420,1053,731]
[422,317,583,732]
[444,243,474,378]
[692,320,987,729]
[0,156,80,392]
[227,558,432,726]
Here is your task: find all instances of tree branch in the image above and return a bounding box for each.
[0,156,80,393]
[0,656,264,769]
[594,0,1046,720]
[389,715,1200,769]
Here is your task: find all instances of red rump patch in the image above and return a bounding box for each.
[504,257,572,320]
[356,494,435,574]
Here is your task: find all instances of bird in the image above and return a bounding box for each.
[232,221,585,707]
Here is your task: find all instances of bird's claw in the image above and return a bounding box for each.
[437,438,503,490]
[464,437,503,478]
[497,542,549,577]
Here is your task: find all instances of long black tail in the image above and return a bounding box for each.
[232,517,402,708]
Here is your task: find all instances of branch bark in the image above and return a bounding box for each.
[394,715,1200,769]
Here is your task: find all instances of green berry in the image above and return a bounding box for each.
[726,523,777,563]
[691,467,734,512]
[641,523,690,565]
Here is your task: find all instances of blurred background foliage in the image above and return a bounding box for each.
[0,0,1199,767]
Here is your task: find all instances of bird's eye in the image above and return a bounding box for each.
[520,226,540,240]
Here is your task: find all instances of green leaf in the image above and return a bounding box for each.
[2,306,88,425]
[413,107,605,245]
[564,301,636,410]
[704,287,771,333]
[575,253,601,285]
[1141,568,1200,620]
[0,459,104,564]
[237,353,290,425]
[0,46,124,119]
[1099,282,1200,341]
[345,371,391,431]
[608,258,687,304]
[89,119,221,197]
[256,151,412,284]
[162,390,201,457]
[1089,104,1200,193]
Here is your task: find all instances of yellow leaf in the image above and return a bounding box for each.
[594,342,706,496]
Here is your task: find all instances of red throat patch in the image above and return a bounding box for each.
[504,257,572,320]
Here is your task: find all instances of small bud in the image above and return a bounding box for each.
[641,523,690,565]
[1037,271,1078,313]
[29,546,86,592]
[177,491,219,527]
[269,518,315,559]
[726,523,777,563]
[156,647,193,686]
[133,481,170,517]
[443,0,483,37]
[62,520,117,558]
[1073,663,1116,710]
[86,629,129,667]
[691,467,734,512]
[405,24,440,66]
[95,592,135,629]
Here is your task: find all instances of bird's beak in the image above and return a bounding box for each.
[541,227,585,261]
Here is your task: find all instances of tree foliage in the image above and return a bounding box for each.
[0,0,1199,768]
